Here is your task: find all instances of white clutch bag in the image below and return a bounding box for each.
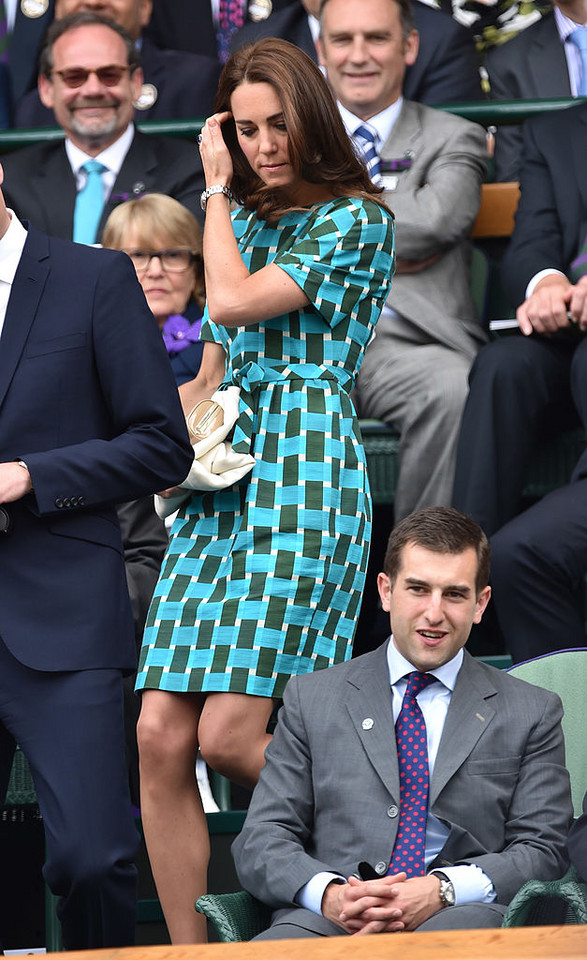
[155,385,255,519]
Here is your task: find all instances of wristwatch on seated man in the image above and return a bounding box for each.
[430,871,456,908]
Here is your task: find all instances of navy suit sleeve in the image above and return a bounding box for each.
[500,116,566,308]
[23,251,193,515]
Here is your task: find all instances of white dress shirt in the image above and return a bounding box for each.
[65,123,135,205]
[297,640,495,916]
[0,210,28,339]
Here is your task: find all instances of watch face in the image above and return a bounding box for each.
[441,880,455,906]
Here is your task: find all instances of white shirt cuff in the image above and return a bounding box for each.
[437,864,496,904]
[296,872,345,915]
[526,269,566,300]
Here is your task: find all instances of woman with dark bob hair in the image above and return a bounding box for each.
[136,37,395,942]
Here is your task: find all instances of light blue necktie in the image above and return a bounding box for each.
[353,124,382,185]
[569,28,587,96]
[73,160,107,244]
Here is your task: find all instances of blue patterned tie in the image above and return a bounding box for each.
[389,671,437,878]
[569,28,587,96]
[353,124,382,184]
[73,160,107,244]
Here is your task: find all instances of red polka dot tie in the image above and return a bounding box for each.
[388,671,437,877]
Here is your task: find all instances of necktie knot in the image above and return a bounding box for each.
[82,159,107,177]
[403,670,437,700]
[354,123,377,147]
[569,27,587,53]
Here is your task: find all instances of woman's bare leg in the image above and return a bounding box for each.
[198,693,275,789]
[137,689,209,943]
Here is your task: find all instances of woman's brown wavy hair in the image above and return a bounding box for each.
[214,37,389,222]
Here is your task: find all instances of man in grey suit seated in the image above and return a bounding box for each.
[318,0,487,523]
[233,506,572,939]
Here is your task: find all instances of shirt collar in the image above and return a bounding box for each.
[0,210,28,285]
[65,122,135,178]
[554,5,586,41]
[338,98,403,149]
[386,636,464,692]
[308,13,320,45]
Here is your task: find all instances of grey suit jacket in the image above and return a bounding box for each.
[366,100,487,361]
[486,12,573,182]
[233,644,572,913]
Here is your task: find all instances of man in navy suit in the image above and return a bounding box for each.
[0,157,193,947]
[453,102,587,661]
[486,0,587,181]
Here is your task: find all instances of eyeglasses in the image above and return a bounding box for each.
[123,249,201,272]
[51,65,131,88]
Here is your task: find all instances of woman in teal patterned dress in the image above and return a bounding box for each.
[136,38,395,942]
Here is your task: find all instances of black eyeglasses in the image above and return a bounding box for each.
[123,249,201,273]
[51,65,131,88]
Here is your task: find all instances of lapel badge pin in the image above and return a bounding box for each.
[249,0,272,21]
[134,83,158,111]
[21,0,49,16]
[362,717,374,730]
[380,154,413,174]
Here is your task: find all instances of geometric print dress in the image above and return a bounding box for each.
[136,195,395,700]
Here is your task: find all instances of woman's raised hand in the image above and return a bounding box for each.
[198,112,234,188]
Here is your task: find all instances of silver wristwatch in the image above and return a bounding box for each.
[200,184,233,211]
[431,871,455,908]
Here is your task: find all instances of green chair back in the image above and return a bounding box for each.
[508,649,587,816]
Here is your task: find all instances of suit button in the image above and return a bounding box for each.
[387,805,399,818]
[63,497,71,508]
[71,497,79,507]
[375,862,387,875]
[78,496,85,506]
[55,498,64,508]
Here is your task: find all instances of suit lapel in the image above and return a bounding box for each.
[100,131,156,234]
[379,100,422,167]
[0,226,50,412]
[430,652,497,803]
[528,15,572,98]
[35,144,77,239]
[344,642,400,800]
[574,107,587,232]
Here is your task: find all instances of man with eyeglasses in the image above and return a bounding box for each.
[0,11,206,243]
[13,0,221,129]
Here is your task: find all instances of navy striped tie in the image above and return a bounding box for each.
[354,124,382,185]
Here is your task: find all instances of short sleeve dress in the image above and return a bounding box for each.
[136,195,395,700]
